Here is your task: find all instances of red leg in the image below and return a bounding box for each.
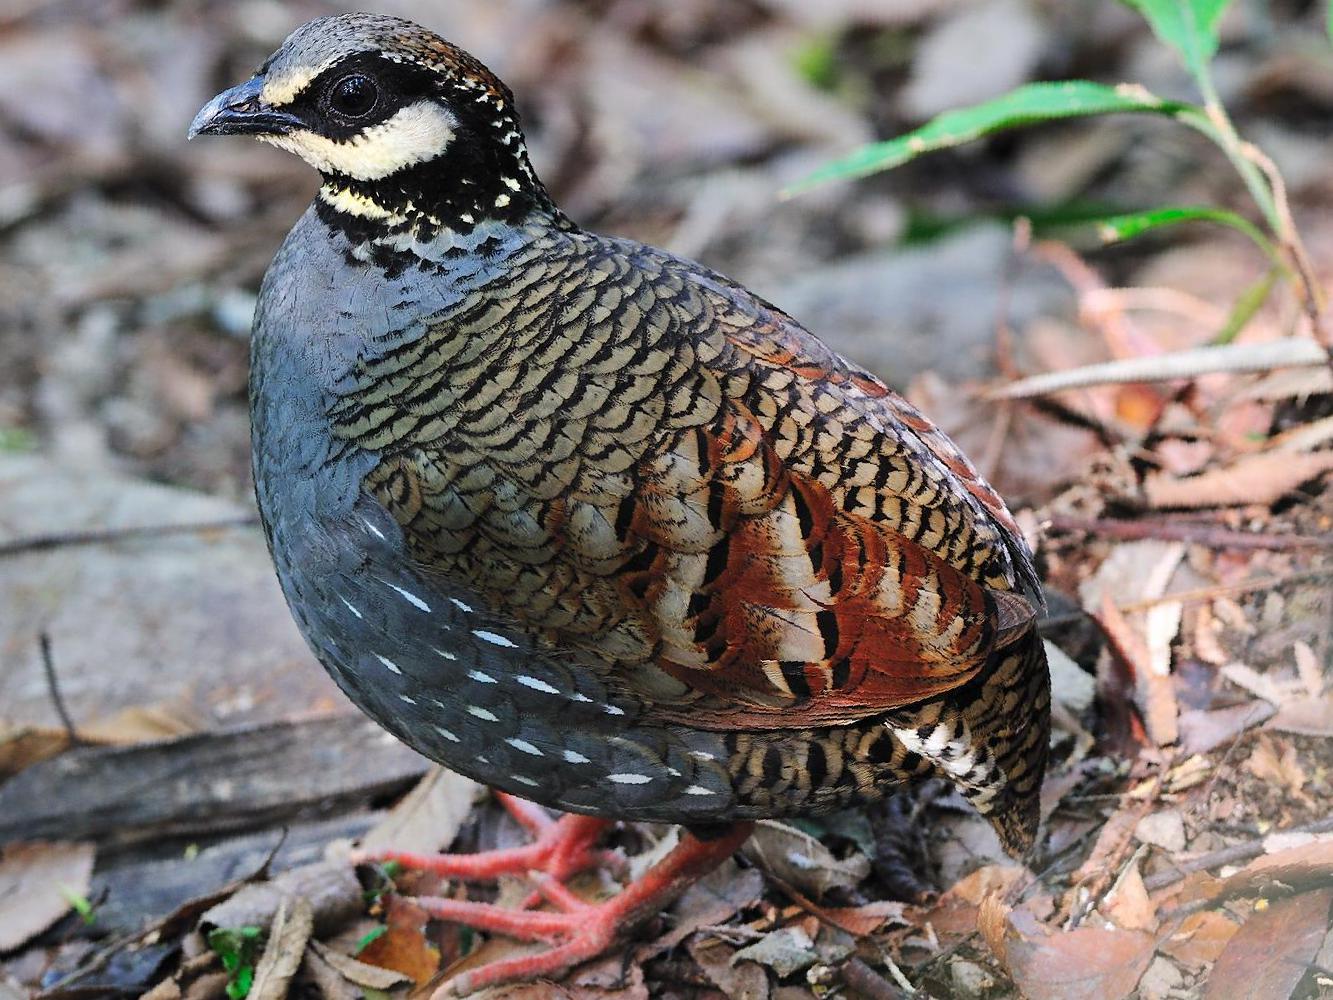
[422,821,754,996]
[352,800,618,884]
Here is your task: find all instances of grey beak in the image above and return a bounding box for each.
[188,75,304,140]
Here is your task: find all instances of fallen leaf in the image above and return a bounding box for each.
[1292,642,1323,697]
[1204,888,1333,1000]
[1178,702,1275,755]
[1268,695,1333,738]
[1104,860,1156,932]
[1244,735,1309,802]
[1158,911,1238,968]
[1144,450,1333,508]
[249,897,313,1000]
[0,840,96,950]
[742,820,869,898]
[355,895,440,984]
[983,905,1155,1000]
[1135,810,1187,853]
[308,940,410,989]
[689,937,771,1000]
[731,925,818,978]
[639,859,765,959]
[922,865,1027,945]
[357,765,480,855]
[297,945,359,1000]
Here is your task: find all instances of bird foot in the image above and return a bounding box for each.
[355,796,752,994]
[352,793,623,909]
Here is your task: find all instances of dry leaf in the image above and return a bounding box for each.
[731,925,818,978]
[688,938,770,1000]
[1158,911,1239,968]
[1144,450,1333,508]
[923,865,1027,945]
[308,940,411,989]
[1244,735,1308,800]
[355,895,440,984]
[1204,888,1333,1000]
[1178,702,1275,755]
[1192,604,1228,666]
[357,765,479,855]
[249,897,314,1000]
[1292,642,1323,697]
[742,820,869,898]
[1268,695,1333,737]
[639,860,765,959]
[984,905,1155,1000]
[1135,810,1186,853]
[1104,861,1156,932]
[0,840,96,950]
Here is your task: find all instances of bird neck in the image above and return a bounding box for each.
[313,131,569,245]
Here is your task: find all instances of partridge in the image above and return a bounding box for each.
[190,14,1050,994]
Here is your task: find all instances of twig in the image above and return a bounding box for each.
[1047,515,1333,551]
[987,338,1328,400]
[1143,814,1333,893]
[839,957,911,1000]
[39,632,82,747]
[0,516,259,559]
[1118,567,1333,613]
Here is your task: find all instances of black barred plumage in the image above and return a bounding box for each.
[191,12,1050,992]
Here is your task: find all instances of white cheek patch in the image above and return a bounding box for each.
[261,65,323,107]
[263,100,456,181]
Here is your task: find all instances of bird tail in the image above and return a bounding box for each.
[885,627,1050,857]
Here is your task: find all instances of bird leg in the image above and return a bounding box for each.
[353,793,622,907]
[416,819,754,995]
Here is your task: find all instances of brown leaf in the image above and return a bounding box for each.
[924,864,1027,945]
[0,840,96,950]
[249,897,314,1000]
[984,906,1155,1000]
[639,859,765,959]
[1217,839,1333,901]
[1158,911,1239,968]
[1144,450,1333,509]
[307,941,410,990]
[1244,735,1308,801]
[0,726,70,781]
[688,937,771,1000]
[1178,702,1275,755]
[296,945,359,1000]
[1104,861,1156,932]
[1204,888,1333,1000]
[355,895,440,985]
[1268,695,1333,738]
[357,765,479,856]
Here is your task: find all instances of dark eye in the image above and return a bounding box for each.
[329,74,378,117]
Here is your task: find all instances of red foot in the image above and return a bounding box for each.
[353,793,623,905]
[354,794,753,995]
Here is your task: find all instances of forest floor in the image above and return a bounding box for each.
[2,1,1331,998]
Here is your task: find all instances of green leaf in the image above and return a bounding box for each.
[1092,205,1280,263]
[354,925,388,955]
[1213,268,1277,344]
[57,884,97,925]
[1121,0,1234,83]
[785,81,1189,195]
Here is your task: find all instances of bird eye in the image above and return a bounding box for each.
[329,74,378,117]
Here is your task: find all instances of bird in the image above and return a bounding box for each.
[189,13,1050,994]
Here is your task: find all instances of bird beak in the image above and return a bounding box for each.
[188,75,304,140]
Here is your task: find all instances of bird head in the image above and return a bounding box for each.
[189,14,555,233]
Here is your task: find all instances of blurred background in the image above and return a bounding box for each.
[2,2,1332,998]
